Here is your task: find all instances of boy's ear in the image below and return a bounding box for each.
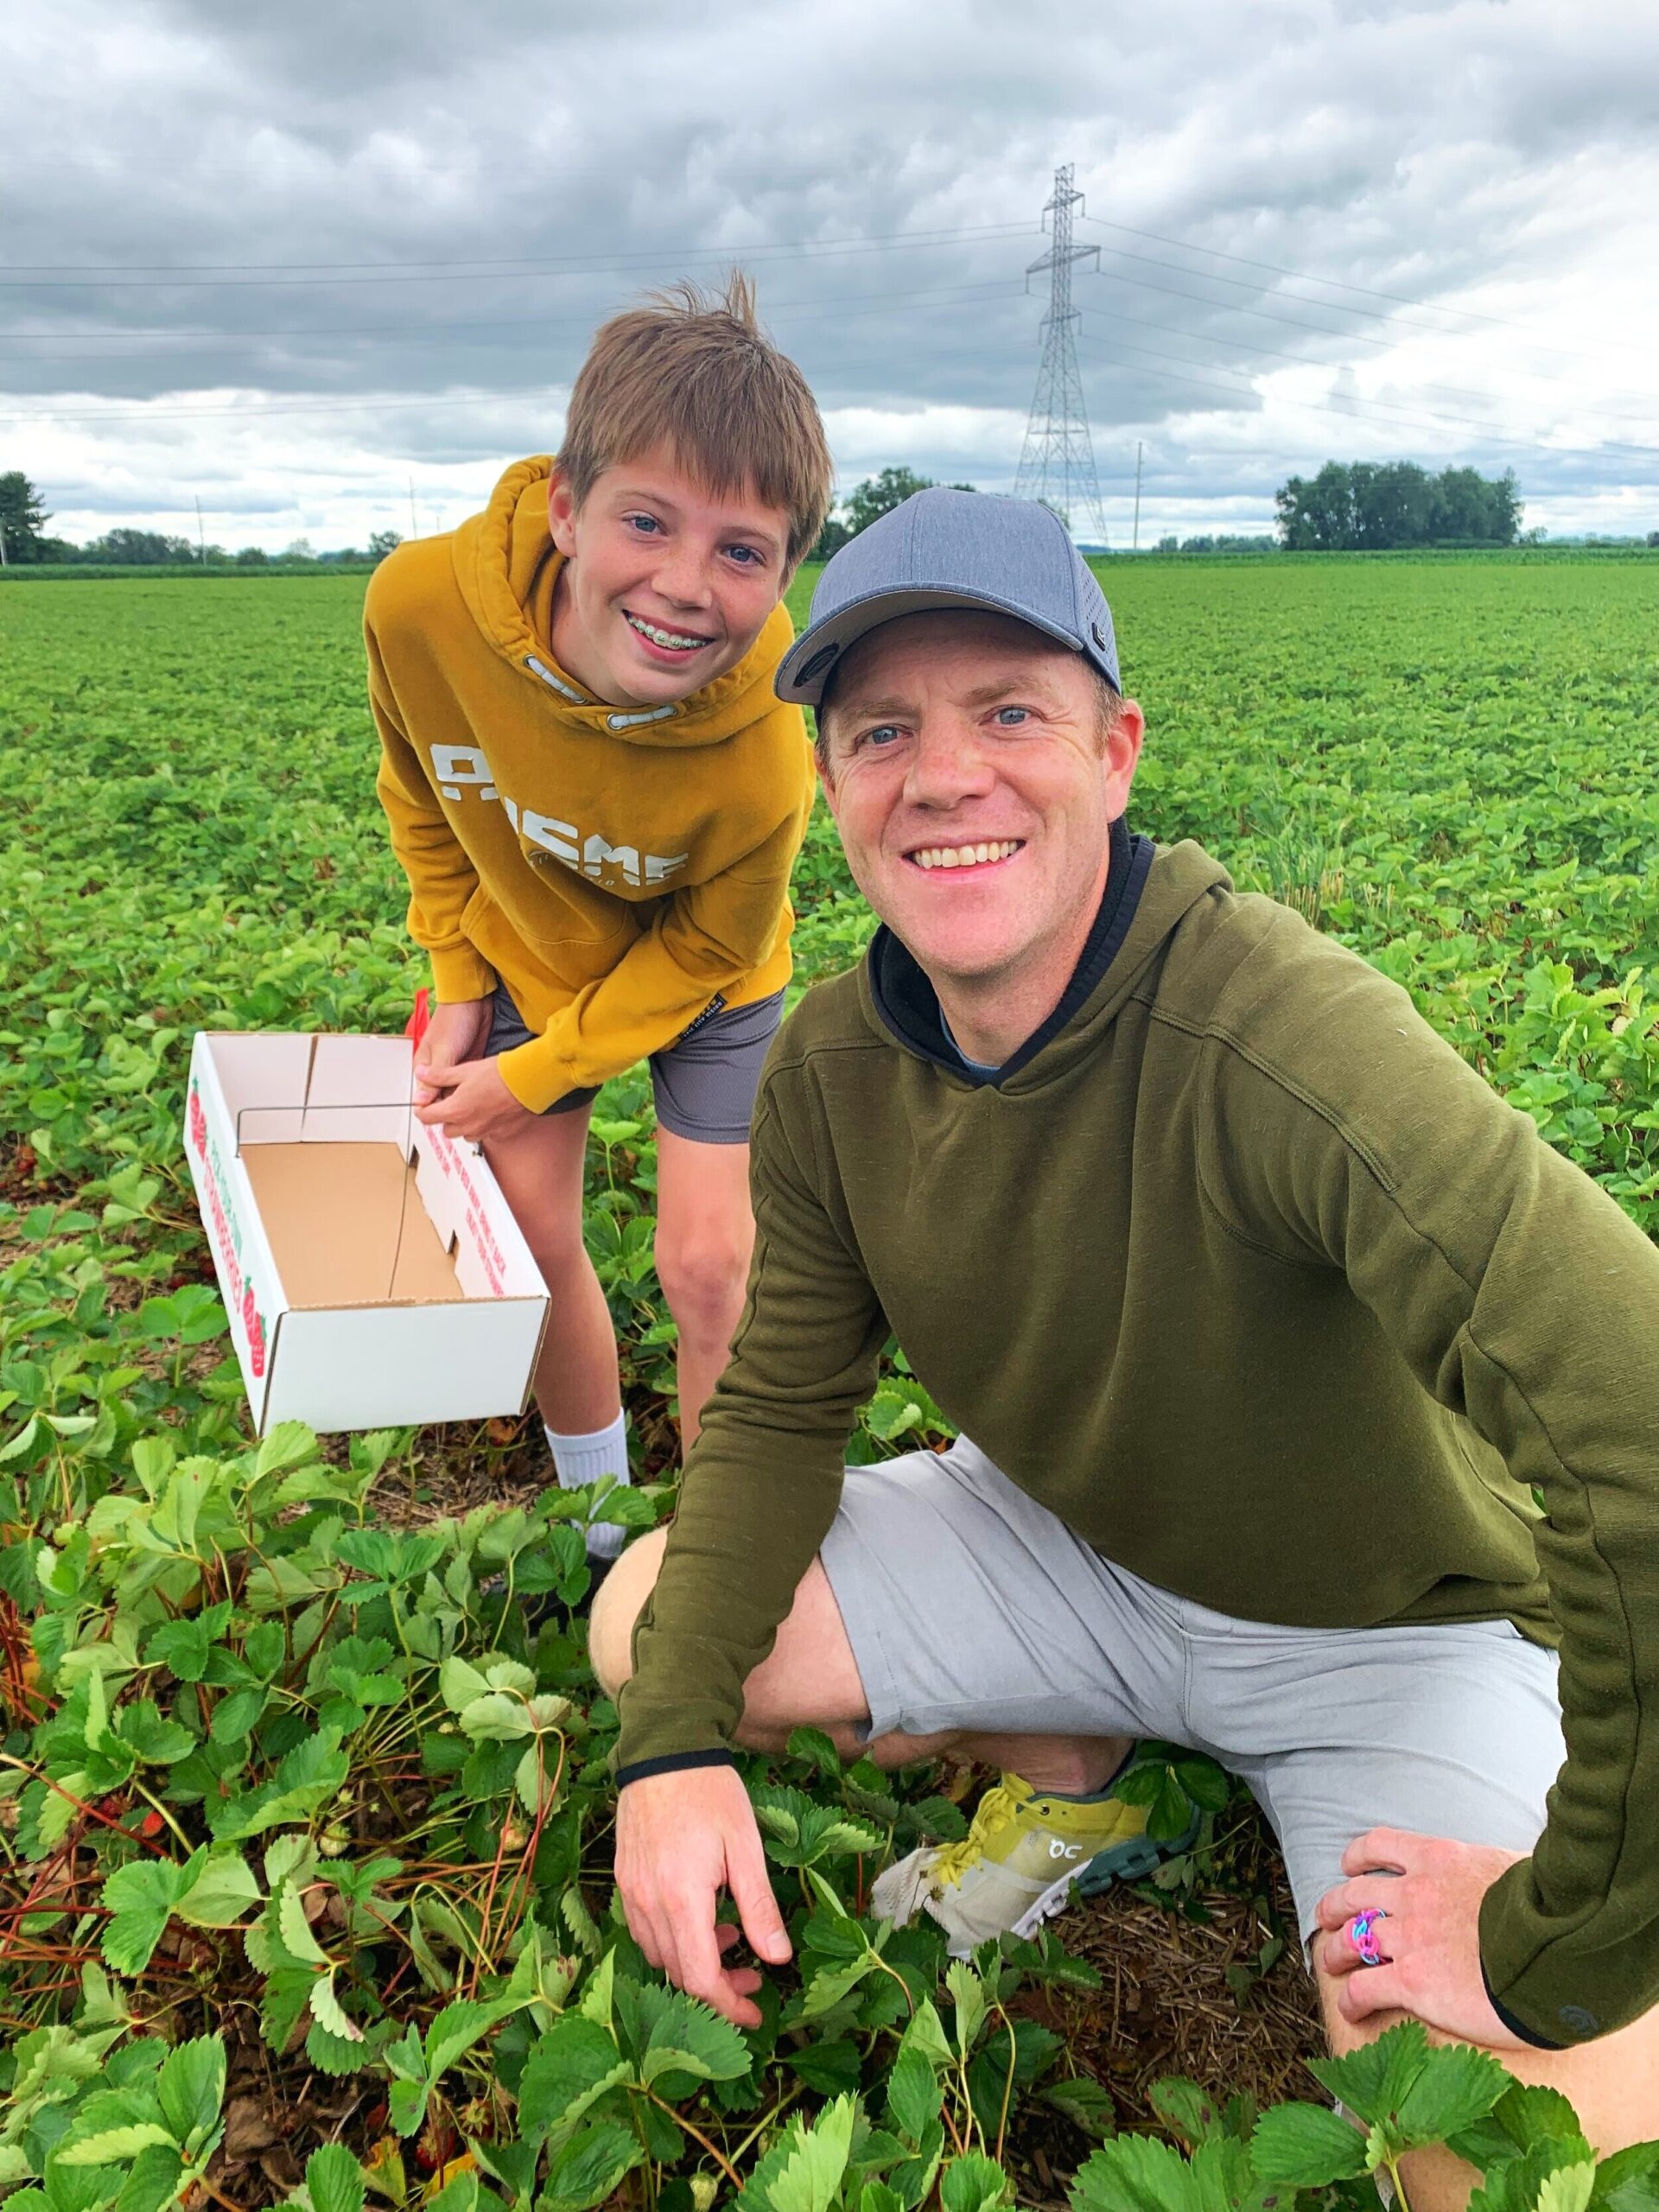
[547,467,580,557]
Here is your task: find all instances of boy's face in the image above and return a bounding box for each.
[547,445,792,709]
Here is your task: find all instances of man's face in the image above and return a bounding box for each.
[547,443,791,709]
[817,610,1143,990]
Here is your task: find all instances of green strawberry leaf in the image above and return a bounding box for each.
[301,2143,365,2212]
[99,1853,200,1976]
[156,2036,226,2154]
[1250,2101,1370,2187]
[637,1991,751,2087]
[517,2016,629,2145]
[538,2122,644,2212]
[1395,2040,1512,2146]
[939,2153,1010,2212]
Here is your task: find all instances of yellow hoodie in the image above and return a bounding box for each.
[366,458,813,1113]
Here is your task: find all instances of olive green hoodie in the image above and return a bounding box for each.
[620,834,1659,2049]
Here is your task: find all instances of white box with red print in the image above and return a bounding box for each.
[183,1032,549,1436]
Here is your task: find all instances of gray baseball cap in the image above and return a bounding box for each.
[777,487,1120,708]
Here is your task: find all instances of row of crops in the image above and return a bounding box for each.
[2,555,1657,2209]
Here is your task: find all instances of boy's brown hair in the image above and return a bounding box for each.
[557,273,834,572]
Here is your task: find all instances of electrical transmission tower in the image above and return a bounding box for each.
[1014,163,1108,543]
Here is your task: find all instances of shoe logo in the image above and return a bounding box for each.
[1047,1840,1084,1861]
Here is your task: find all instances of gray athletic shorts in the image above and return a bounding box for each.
[819,1438,1565,1941]
[483,984,784,1144]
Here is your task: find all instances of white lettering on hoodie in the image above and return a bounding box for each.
[429,744,689,891]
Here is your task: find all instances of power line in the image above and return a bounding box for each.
[1080,213,1643,354]
[0,221,1038,289]
[0,218,1033,276]
[1084,235,1647,376]
[0,324,1019,428]
[1084,260,1658,410]
[0,279,1028,364]
[1079,307,1659,434]
[1078,337,1659,469]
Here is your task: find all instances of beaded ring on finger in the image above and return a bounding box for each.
[1348,1909,1389,1967]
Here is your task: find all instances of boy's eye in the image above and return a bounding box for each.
[725,543,766,568]
[625,513,663,535]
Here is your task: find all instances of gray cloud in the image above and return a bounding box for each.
[4,0,1656,546]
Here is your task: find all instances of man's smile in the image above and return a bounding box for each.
[903,838,1026,873]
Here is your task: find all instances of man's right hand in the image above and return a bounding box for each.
[414,997,493,1105]
[614,1764,791,2027]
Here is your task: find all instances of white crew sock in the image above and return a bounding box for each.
[545,1413,631,1560]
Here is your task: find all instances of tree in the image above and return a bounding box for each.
[1276,460,1522,550]
[842,468,975,539]
[80,527,194,565]
[368,529,404,562]
[807,471,977,560]
[0,472,52,563]
[235,545,270,566]
[1275,461,1357,550]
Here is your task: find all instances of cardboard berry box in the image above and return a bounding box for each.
[184,1032,549,1435]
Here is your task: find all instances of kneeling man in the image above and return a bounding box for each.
[594,491,1659,2190]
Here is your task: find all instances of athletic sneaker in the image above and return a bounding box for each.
[869,1768,1198,1955]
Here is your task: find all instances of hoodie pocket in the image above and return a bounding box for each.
[461,878,632,982]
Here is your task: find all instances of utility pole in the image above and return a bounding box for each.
[195,496,207,565]
[1133,442,1143,551]
[1014,162,1108,544]
[409,478,418,537]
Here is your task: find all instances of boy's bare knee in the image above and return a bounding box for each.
[654,1229,749,1332]
[588,1525,669,1699]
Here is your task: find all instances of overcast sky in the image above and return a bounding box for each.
[5,0,1657,551]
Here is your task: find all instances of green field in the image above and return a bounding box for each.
[2,557,1657,2206]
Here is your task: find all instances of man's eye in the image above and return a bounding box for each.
[859,725,902,749]
[995,706,1029,726]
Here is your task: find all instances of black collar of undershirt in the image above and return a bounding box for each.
[867,816,1154,1084]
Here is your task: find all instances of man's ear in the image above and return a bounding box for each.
[810,715,839,814]
[1103,696,1146,818]
[547,467,580,558]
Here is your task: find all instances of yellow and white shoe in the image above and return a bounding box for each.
[870,1769,1194,1955]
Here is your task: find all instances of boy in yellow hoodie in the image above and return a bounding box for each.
[366,279,833,1554]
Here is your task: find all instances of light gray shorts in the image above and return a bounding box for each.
[819,1438,1564,1940]
[484,984,784,1144]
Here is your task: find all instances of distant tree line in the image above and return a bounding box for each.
[1274,461,1522,550]
[10,461,1656,571]
[1151,533,1275,554]
[0,474,406,567]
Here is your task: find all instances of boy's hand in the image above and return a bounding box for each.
[414,997,494,1096]
[414,1055,534,1143]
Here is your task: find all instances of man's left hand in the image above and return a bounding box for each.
[413,1056,534,1145]
[1313,1827,1530,2050]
